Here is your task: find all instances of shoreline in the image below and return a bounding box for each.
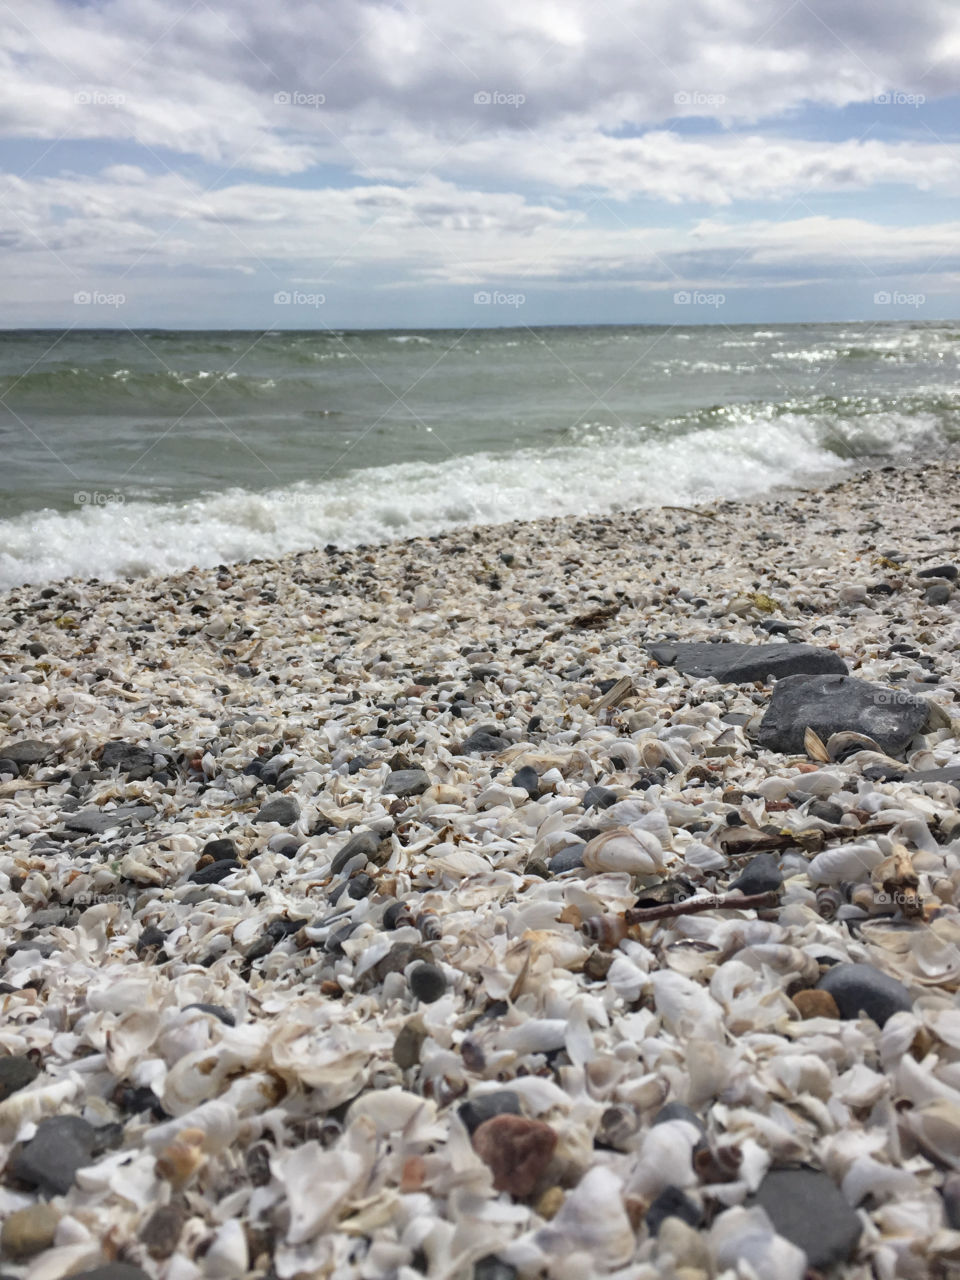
[1,455,959,1277]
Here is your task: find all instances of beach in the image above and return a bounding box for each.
[1,455,960,1278]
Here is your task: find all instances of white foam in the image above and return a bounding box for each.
[0,406,938,589]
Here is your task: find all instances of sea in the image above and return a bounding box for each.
[0,321,957,589]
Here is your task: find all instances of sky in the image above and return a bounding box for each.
[1,0,959,328]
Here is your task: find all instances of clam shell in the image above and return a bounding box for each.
[582,828,664,876]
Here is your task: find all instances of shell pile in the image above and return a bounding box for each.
[0,457,959,1278]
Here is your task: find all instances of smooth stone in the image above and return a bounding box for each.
[751,1167,862,1269]
[0,1054,40,1101]
[510,765,539,799]
[383,768,430,797]
[816,962,913,1027]
[807,799,844,824]
[644,1185,702,1236]
[330,829,380,876]
[140,1202,187,1260]
[459,1089,522,1135]
[9,1115,98,1194]
[393,1017,427,1069]
[99,741,156,774]
[461,726,510,754]
[472,1114,558,1197]
[646,641,847,683]
[728,852,783,894]
[189,858,239,885]
[583,785,618,810]
[63,804,155,834]
[182,1002,236,1026]
[1,1203,61,1259]
[548,845,585,873]
[0,740,53,765]
[201,837,237,860]
[757,674,927,756]
[0,757,18,777]
[473,1258,518,1280]
[910,765,960,784]
[925,584,952,606]
[253,796,300,825]
[918,563,958,580]
[409,962,447,1003]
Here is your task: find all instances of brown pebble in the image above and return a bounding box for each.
[472,1114,558,1197]
[584,949,614,981]
[140,1202,187,1259]
[393,1017,427,1069]
[1,1203,60,1258]
[792,989,839,1019]
[536,1186,565,1219]
[155,1129,206,1187]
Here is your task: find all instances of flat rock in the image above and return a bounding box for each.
[816,962,913,1027]
[330,829,380,876]
[647,642,847,684]
[63,804,155,833]
[383,768,430,797]
[548,845,585,873]
[253,796,300,825]
[0,1054,40,1101]
[461,726,510,754]
[757,674,928,756]
[583,785,618,810]
[0,739,53,765]
[189,858,238,884]
[752,1167,862,1269]
[729,852,783,894]
[918,563,958,580]
[98,741,156,774]
[9,1114,98,1194]
[910,765,960,784]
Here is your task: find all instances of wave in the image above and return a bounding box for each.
[4,394,955,588]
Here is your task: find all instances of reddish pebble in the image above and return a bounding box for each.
[472,1114,558,1197]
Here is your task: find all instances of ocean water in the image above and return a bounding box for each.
[0,321,958,588]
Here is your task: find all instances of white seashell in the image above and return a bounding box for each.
[651,970,724,1040]
[710,1206,806,1280]
[681,840,728,871]
[535,1167,634,1268]
[582,828,663,875]
[626,1119,700,1199]
[903,1100,960,1169]
[203,1220,249,1278]
[346,1088,439,1140]
[0,1077,81,1137]
[807,842,886,884]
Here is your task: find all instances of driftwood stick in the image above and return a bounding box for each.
[624,890,780,925]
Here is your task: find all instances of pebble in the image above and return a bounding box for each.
[924,583,952,605]
[393,1017,427,1069]
[472,1114,558,1197]
[459,1090,523,1135]
[757,673,928,755]
[408,961,447,1003]
[461,727,510,753]
[63,804,155,833]
[806,799,844,823]
[383,767,430,797]
[792,989,839,1019]
[0,1054,40,1101]
[728,851,783,894]
[0,1204,61,1259]
[253,795,300,825]
[9,1115,98,1194]
[182,1002,236,1026]
[510,765,539,799]
[918,563,958,580]
[68,1268,152,1280]
[816,962,913,1027]
[644,1186,702,1235]
[0,739,52,765]
[189,858,238,884]
[751,1167,862,1269]
[473,1257,518,1280]
[329,828,380,875]
[582,785,618,810]
[139,1203,187,1260]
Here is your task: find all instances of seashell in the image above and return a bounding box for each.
[826,730,885,761]
[902,1100,960,1169]
[710,1206,806,1280]
[581,913,629,949]
[807,842,886,885]
[815,885,844,920]
[583,828,664,876]
[535,1166,635,1269]
[804,726,830,763]
[694,1141,742,1183]
[203,1220,249,1279]
[417,910,441,941]
[155,1128,207,1187]
[663,939,722,978]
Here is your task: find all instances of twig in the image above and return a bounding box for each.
[624,890,780,924]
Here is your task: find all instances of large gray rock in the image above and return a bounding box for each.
[816,962,913,1027]
[253,796,300,825]
[646,642,847,684]
[383,768,430,797]
[752,1167,862,1269]
[8,1115,97,1194]
[63,805,155,834]
[0,740,53,766]
[330,828,380,876]
[757,673,928,756]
